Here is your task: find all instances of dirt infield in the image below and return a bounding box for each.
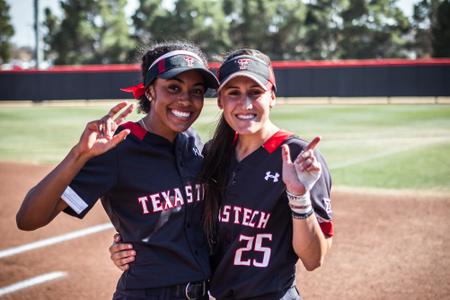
[0,162,449,300]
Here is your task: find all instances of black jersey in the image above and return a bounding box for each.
[209,130,333,300]
[61,121,210,289]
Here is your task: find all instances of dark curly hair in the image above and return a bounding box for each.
[137,41,209,113]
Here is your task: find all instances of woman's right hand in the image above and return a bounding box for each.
[74,101,135,159]
[16,102,135,231]
[281,136,322,195]
[109,233,136,271]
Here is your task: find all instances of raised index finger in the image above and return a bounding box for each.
[305,136,321,151]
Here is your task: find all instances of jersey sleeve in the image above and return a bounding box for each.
[310,150,334,237]
[62,147,118,219]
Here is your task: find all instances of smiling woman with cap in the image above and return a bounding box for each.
[199,48,334,300]
[16,41,218,300]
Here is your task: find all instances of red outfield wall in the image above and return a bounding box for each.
[1,59,449,100]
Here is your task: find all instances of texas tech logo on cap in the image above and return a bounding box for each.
[237,58,250,70]
[184,56,195,67]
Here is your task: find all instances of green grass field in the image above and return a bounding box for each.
[1,102,450,193]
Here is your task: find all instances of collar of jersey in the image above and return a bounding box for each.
[120,122,293,152]
[262,130,294,153]
[119,121,187,147]
[120,121,147,140]
[234,129,294,154]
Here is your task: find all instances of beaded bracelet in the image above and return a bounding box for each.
[292,208,314,219]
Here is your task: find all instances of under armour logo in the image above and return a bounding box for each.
[264,171,280,183]
[192,147,201,156]
[184,56,195,67]
[237,58,250,70]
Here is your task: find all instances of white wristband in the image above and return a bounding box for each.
[287,190,312,215]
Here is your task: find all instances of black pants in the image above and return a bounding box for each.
[113,285,300,300]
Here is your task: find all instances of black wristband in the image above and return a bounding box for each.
[292,208,314,219]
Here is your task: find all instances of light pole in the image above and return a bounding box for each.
[34,0,41,69]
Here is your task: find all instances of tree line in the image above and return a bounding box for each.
[1,0,450,65]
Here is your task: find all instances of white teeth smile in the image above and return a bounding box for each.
[236,114,256,120]
[171,109,191,118]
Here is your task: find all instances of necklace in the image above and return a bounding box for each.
[139,118,151,132]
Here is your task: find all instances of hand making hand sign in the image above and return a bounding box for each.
[281,136,322,196]
[74,101,135,159]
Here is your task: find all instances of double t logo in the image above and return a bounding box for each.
[237,58,250,70]
[184,56,195,67]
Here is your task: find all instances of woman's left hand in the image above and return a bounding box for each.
[281,136,322,195]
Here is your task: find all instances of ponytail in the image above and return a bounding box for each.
[198,115,235,248]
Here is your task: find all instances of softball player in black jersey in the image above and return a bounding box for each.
[16,41,219,300]
[200,49,333,300]
[110,49,333,300]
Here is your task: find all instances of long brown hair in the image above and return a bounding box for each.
[199,49,273,248]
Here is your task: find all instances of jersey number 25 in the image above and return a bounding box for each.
[233,233,272,267]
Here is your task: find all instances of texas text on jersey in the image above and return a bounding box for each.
[61,121,210,290]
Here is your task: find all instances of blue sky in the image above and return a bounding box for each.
[7,0,139,47]
[7,0,417,48]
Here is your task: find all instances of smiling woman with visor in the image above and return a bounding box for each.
[16,41,219,300]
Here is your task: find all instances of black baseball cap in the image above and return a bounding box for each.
[217,55,277,92]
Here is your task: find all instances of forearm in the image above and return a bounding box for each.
[16,146,90,230]
[292,215,330,271]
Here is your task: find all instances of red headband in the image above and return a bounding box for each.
[120,83,145,99]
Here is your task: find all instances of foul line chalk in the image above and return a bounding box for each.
[0,223,113,259]
[0,271,68,296]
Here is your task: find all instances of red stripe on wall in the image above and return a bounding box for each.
[0,64,141,74]
[210,58,450,69]
[2,58,450,74]
[271,58,450,68]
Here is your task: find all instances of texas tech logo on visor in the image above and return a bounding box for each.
[218,55,277,92]
[184,56,195,67]
[237,58,250,70]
